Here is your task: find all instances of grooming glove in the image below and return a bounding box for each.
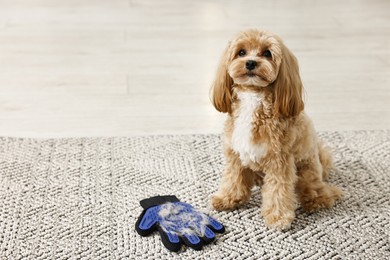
[135,195,225,252]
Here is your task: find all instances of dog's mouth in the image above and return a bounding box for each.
[242,72,269,82]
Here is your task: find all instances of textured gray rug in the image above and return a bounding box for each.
[0,131,389,259]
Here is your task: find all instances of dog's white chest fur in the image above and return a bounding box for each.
[231,91,268,166]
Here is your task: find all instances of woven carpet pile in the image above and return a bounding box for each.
[0,131,389,259]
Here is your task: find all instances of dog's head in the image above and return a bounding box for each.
[211,29,304,117]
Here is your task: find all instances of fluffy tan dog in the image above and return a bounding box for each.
[210,29,342,230]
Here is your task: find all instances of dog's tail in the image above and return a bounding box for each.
[318,141,334,180]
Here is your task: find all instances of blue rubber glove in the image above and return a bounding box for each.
[135,195,225,252]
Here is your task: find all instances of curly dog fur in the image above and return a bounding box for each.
[210,29,342,230]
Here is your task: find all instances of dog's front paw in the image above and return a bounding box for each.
[262,209,295,231]
[302,185,343,212]
[211,194,242,211]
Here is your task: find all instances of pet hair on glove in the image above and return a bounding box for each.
[135,195,225,252]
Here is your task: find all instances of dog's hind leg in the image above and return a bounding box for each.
[318,140,334,180]
[296,155,342,212]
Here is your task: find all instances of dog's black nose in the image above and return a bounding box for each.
[246,60,257,70]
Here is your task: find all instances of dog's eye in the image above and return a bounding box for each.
[263,50,272,58]
[238,49,246,57]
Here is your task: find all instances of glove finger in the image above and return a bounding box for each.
[207,216,225,233]
[201,226,216,244]
[157,227,181,252]
[135,208,158,236]
[188,221,216,244]
[182,234,202,251]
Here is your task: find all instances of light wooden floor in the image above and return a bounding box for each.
[0,0,389,137]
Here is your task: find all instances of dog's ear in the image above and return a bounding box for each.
[210,42,234,114]
[272,42,304,117]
